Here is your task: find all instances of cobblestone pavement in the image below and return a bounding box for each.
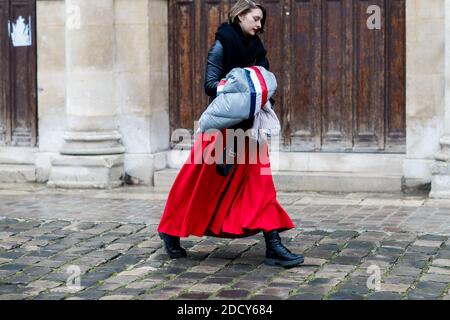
[0,183,450,300]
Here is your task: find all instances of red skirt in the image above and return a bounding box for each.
[157,129,295,238]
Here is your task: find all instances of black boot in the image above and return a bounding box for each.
[159,232,187,259]
[263,230,304,267]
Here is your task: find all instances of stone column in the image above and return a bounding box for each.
[47,0,125,188]
[430,0,450,197]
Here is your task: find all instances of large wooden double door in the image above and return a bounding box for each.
[169,0,406,152]
[0,0,37,146]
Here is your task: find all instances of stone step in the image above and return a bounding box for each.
[166,150,405,175]
[0,165,36,183]
[154,169,402,193]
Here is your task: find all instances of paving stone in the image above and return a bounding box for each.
[248,294,282,300]
[432,259,450,268]
[110,288,146,296]
[332,256,363,265]
[269,277,302,288]
[322,263,355,273]
[0,263,28,272]
[302,257,327,267]
[307,277,340,287]
[103,275,140,285]
[177,292,211,300]
[41,269,82,282]
[412,240,444,248]
[379,240,411,249]
[35,260,67,268]
[138,286,185,300]
[305,249,336,259]
[436,250,450,259]
[336,282,371,295]
[187,280,225,293]
[409,281,449,296]
[328,231,359,240]
[26,280,62,289]
[367,292,404,300]
[428,267,450,275]
[22,287,48,298]
[31,292,68,300]
[202,277,235,285]
[417,234,448,242]
[80,274,113,287]
[23,266,52,277]
[49,285,85,294]
[407,292,441,300]
[420,273,450,283]
[287,293,322,300]
[216,289,250,299]
[96,282,125,291]
[346,241,377,250]
[0,284,28,294]
[99,295,134,300]
[189,264,224,274]
[255,287,291,297]
[379,283,411,293]
[70,289,105,300]
[0,293,31,300]
[407,245,440,255]
[0,250,26,259]
[389,266,423,277]
[296,285,333,296]
[326,292,365,300]
[125,280,162,290]
[117,267,155,277]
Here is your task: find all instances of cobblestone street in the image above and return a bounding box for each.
[0,183,450,300]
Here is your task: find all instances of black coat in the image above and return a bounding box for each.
[204,22,270,131]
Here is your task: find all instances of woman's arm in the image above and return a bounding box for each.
[255,55,270,70]
[204,40,224,97]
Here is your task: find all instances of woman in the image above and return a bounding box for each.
[157,0,303,268]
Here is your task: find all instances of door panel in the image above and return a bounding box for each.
[0,0,36,146]
[288,0,322,151]
[385,0,406,152]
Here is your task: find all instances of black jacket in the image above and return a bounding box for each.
[204,40,270,98]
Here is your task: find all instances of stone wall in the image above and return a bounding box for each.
[404,0,446,188]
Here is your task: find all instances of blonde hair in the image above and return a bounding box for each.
[228,0,267,34]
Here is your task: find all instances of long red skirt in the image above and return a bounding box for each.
[157,129,295,238]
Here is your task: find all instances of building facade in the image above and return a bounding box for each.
[1,0,450,197]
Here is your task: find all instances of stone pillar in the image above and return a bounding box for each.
[430,0,450,197]
[47,0,125,188]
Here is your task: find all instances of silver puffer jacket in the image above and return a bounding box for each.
[198,66,277,133]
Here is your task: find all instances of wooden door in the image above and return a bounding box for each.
[0,0,37,146]
[168,0,406,152]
